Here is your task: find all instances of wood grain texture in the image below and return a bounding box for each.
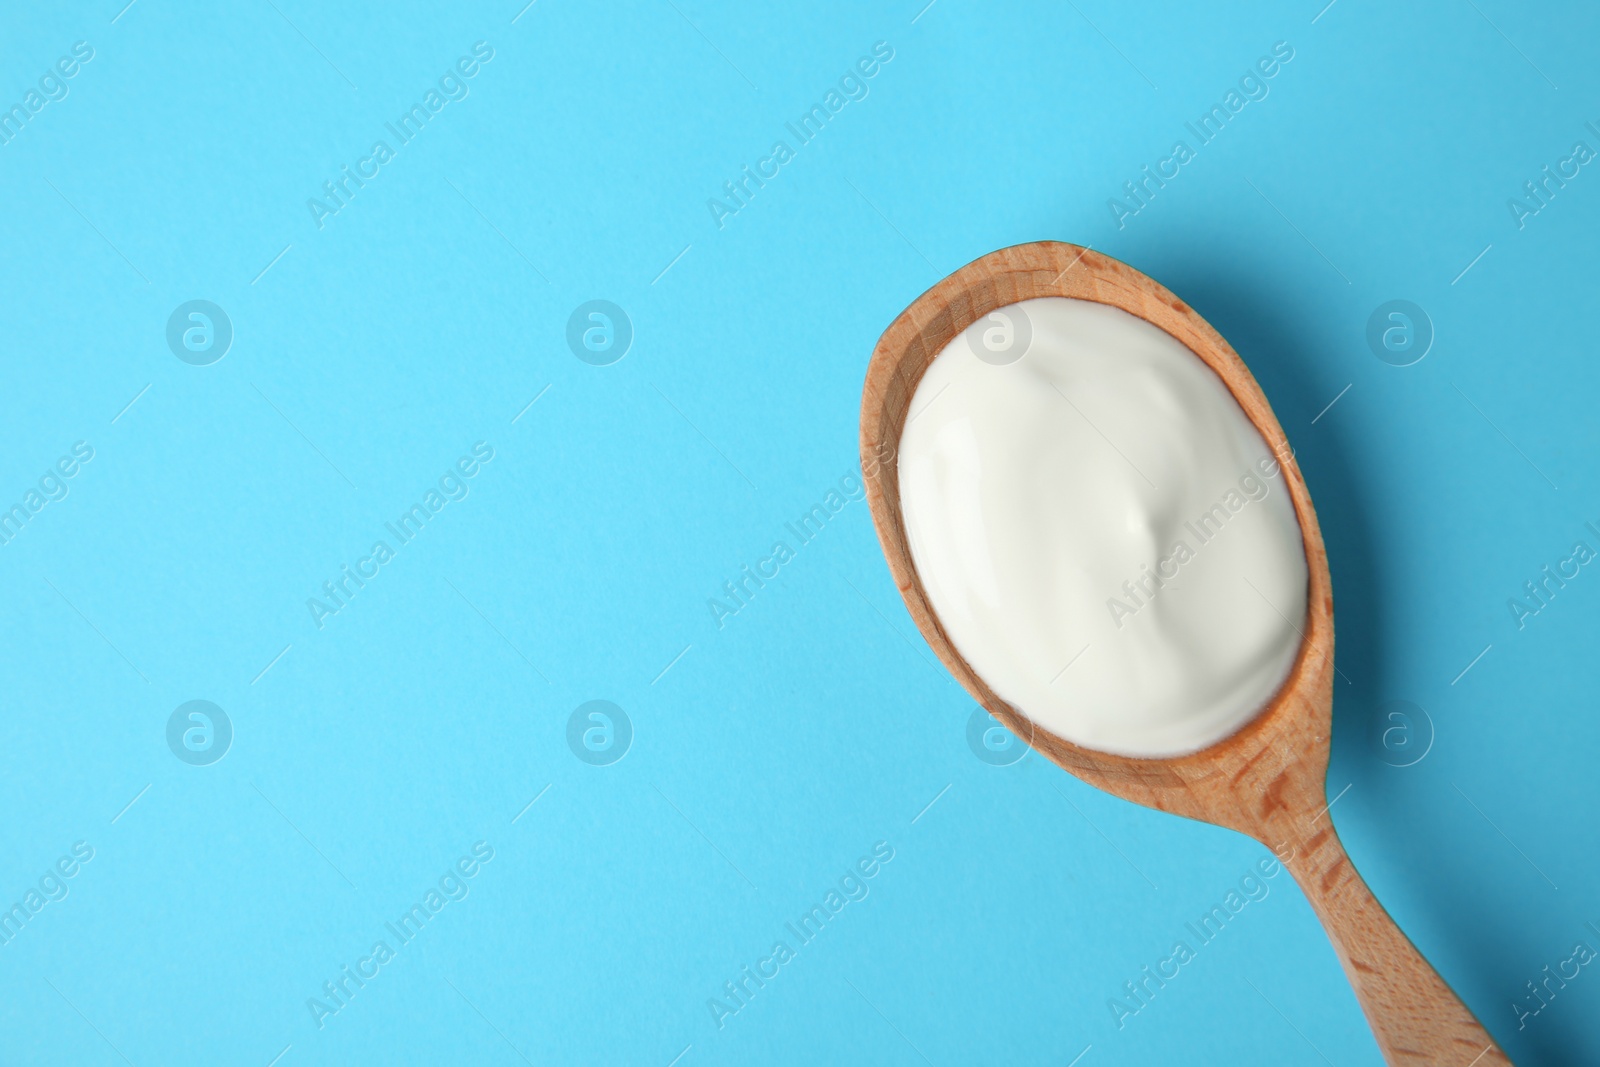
[859,241,1510,1066]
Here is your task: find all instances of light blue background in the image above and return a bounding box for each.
[1,1,1596,1063]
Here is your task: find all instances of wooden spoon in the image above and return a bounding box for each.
[859,241,1509,1066]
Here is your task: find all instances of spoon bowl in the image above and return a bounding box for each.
[860,241,1508,1066]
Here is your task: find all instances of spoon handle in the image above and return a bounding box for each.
[1282,825,1510,1065]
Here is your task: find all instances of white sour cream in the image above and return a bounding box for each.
[898,297,1308,758]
